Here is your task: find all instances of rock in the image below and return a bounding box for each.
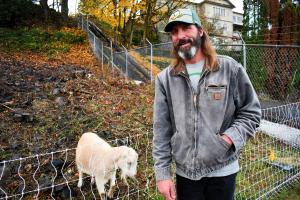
[116,138,129,146]
[53,185,74,199]
[40,94,48,99]
[52,88,60,95]
[11,143,21,150]
[73,70,86,78]
[55,97,65,106]
[51,159,65,170]
[25,164,32,172]
[97,131,113,140]
[13,113,23,122]
[0,164,12,179]
[16,183,25,194]
[39,174,52,188]
[44,159,65,174]
[12,109,34,122]
[34,82,42,87]
[87,73,94,79]
[22,112,34,122]
[33,146,40,154]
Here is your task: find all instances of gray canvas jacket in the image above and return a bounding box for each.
[152,55,261,181]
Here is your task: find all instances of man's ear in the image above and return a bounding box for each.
[198,28,204,37]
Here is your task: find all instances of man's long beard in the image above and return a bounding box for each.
[174,34,202,60]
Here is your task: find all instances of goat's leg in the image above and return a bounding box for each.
[77,168,83,188]
[108,170,117,198]
[121,173,129,186]
[91,176,95,184]
[95,177,106,200]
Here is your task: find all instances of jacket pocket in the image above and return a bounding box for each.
[215,134,231,150]
[170,131,192,166]
[206,85,227,101]
[195,132,232,167]
[201,85,228,134]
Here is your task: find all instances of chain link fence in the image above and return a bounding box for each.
[78,14,150,82]
[79,13,300,106]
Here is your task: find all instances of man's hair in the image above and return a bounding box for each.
[171,28,219,72]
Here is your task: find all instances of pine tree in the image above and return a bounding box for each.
[242,0,250,39]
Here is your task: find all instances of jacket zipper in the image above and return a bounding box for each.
[180,70,209,170]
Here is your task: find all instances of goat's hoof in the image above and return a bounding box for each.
[77,181,82,188]
[100,193,105,200]
[108,190,114,198]
[91,177,95,184]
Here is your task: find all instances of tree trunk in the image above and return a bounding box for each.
[39,0,49,21]
[142,0,152,45]
[61,0,68,21]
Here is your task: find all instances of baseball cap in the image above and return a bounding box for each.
[164,8,202,32]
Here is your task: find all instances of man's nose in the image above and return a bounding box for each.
[177,28,187,39]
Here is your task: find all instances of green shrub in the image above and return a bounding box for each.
[0,0,43,27]
[0,27,86,54]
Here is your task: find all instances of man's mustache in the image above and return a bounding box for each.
[175,38,193,49]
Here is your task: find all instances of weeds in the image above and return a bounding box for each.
[0,27,86,54]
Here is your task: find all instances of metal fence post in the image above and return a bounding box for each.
[122,45,128,80]
[81,14,84,30]
[146,38,153,83]
[93,32,96,52]
[243,45,246,70]
[238,32,246,70]
[101,41,104,72]
[110,40,114,76]
[86,15,89,32]
[78,13,81,28]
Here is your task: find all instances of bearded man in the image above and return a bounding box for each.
[152,8,261,200]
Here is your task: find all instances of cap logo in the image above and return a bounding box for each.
[170,10,184,21]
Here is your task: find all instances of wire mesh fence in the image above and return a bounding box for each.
[216,44,300,105]
[0,103,299,199]
[0,133,158,200]
[1,13,296,199]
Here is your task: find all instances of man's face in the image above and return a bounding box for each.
[171,24,203,60]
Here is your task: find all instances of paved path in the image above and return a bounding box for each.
[258,120,300,146]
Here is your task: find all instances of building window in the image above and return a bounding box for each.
[233,16,237,23]
[233,15,243,23]
[213,6,225,17]
[223,23,228,32]
[238,16,243,23]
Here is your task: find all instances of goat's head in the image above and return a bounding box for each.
[116,146,138,178]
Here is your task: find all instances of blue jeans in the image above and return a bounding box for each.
[176,173,237,200]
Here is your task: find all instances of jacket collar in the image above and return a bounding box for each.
[170,58,210,76]
[170,61,187,76]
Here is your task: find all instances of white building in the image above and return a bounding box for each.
[157,0,243,44]
[188,0,243,44]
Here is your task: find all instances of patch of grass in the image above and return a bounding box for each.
[235,132,300,199]
[145,55,172,70]
[274,181,300,200]
[0,27,86,54]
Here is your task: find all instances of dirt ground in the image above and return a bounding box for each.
[0,47,155,198]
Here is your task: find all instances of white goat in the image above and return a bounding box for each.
[76,132,138,199]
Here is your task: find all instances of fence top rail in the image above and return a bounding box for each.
[127,43,300,52]
[79,12,87,16]
[217,43,300,48]
[152,42,172,47]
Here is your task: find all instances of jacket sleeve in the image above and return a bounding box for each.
[224,64,261,152]
[152,75,173,181]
